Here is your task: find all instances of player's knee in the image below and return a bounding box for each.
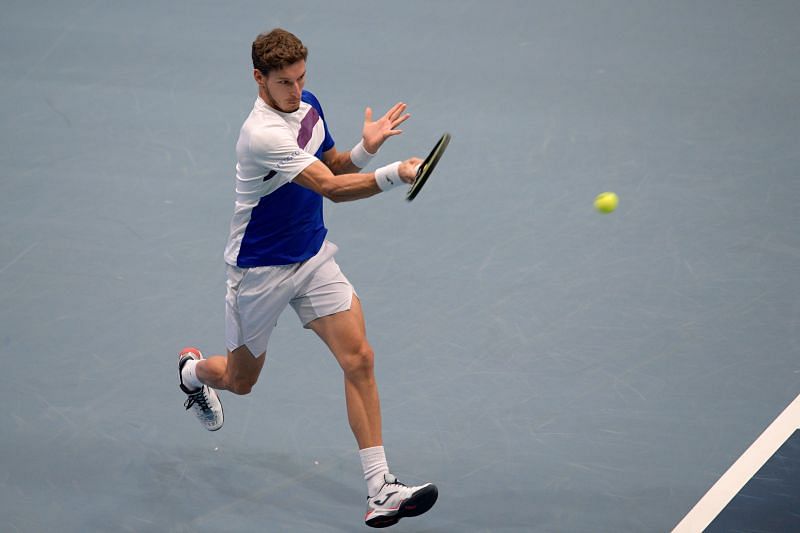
[229,378,256,395]
[227,373,259,395]
[340,343,374,378]
[224,349,265,395]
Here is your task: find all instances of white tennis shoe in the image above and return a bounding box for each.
[178,347,223,431]
[364,473,438,528]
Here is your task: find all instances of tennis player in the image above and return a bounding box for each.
[176,28,437,528]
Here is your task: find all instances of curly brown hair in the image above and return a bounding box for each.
[252,28,308,74]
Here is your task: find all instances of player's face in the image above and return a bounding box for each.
[260,60,306,113]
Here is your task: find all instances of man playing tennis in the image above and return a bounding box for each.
[176,28,437,528]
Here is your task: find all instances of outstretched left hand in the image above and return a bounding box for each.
[361,102,410,154]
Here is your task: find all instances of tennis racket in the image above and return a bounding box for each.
[406,133,451,202]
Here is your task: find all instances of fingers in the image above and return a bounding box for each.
[383,102,406,119]
[392,112,411,129]
[368,102,411,131]
[381,102,409,124]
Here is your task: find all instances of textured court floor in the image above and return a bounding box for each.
[2,1,799,531]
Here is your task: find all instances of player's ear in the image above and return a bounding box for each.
[253,69,266,86]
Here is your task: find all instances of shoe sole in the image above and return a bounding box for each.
[366,484,438,528]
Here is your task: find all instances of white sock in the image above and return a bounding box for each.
[181,359,203,390]
[359,446,390,497]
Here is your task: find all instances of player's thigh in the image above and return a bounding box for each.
[306,294,369,359]
[225,344,267,382]
[291,248,365,356]
[291,244,354,329]
[226,263,294,357]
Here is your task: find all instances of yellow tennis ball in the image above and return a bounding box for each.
[594,192,618,213]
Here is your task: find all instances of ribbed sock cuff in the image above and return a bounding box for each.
[359,446,390,497]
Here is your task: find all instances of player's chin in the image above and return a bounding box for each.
[274,101,300,113]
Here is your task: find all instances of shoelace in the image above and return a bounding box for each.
[184,389,211,412]
[384,475,408,488]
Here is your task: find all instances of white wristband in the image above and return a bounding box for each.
[374,161,403,191]
[350,139,375,169]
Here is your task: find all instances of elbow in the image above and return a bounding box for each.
[320,184,346,203]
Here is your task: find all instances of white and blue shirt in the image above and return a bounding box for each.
[224,91,335,267]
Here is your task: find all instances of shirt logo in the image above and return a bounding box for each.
[276,150,302,170]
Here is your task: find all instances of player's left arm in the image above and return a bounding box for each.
[321,102,410,175]
[320,146,359,175]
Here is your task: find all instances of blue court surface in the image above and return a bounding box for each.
[2,1,799,532]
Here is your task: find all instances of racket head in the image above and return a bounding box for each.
[406,132,451,202]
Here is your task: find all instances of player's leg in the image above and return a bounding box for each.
[304,294,438,528]
[178,262,290,430]
[291,241,438,526]
[306,295,382,449]
[177,345,265,431]
[194,260,291,394]
[194,345,266,395]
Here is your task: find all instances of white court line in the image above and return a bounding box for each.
[0,242,38,275]
[672,393,800,532]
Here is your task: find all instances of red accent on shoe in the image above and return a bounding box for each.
[179,346,202,358]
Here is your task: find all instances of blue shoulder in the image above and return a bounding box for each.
[302,90,335,151]
[302,90,325,117]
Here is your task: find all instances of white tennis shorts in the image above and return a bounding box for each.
[225,240,354,356]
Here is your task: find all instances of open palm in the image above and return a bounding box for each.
[361,102,410,153]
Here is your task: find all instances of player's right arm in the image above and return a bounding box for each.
[293,158,421,203]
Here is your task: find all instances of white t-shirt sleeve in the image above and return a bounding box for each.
[249,123,318,189]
